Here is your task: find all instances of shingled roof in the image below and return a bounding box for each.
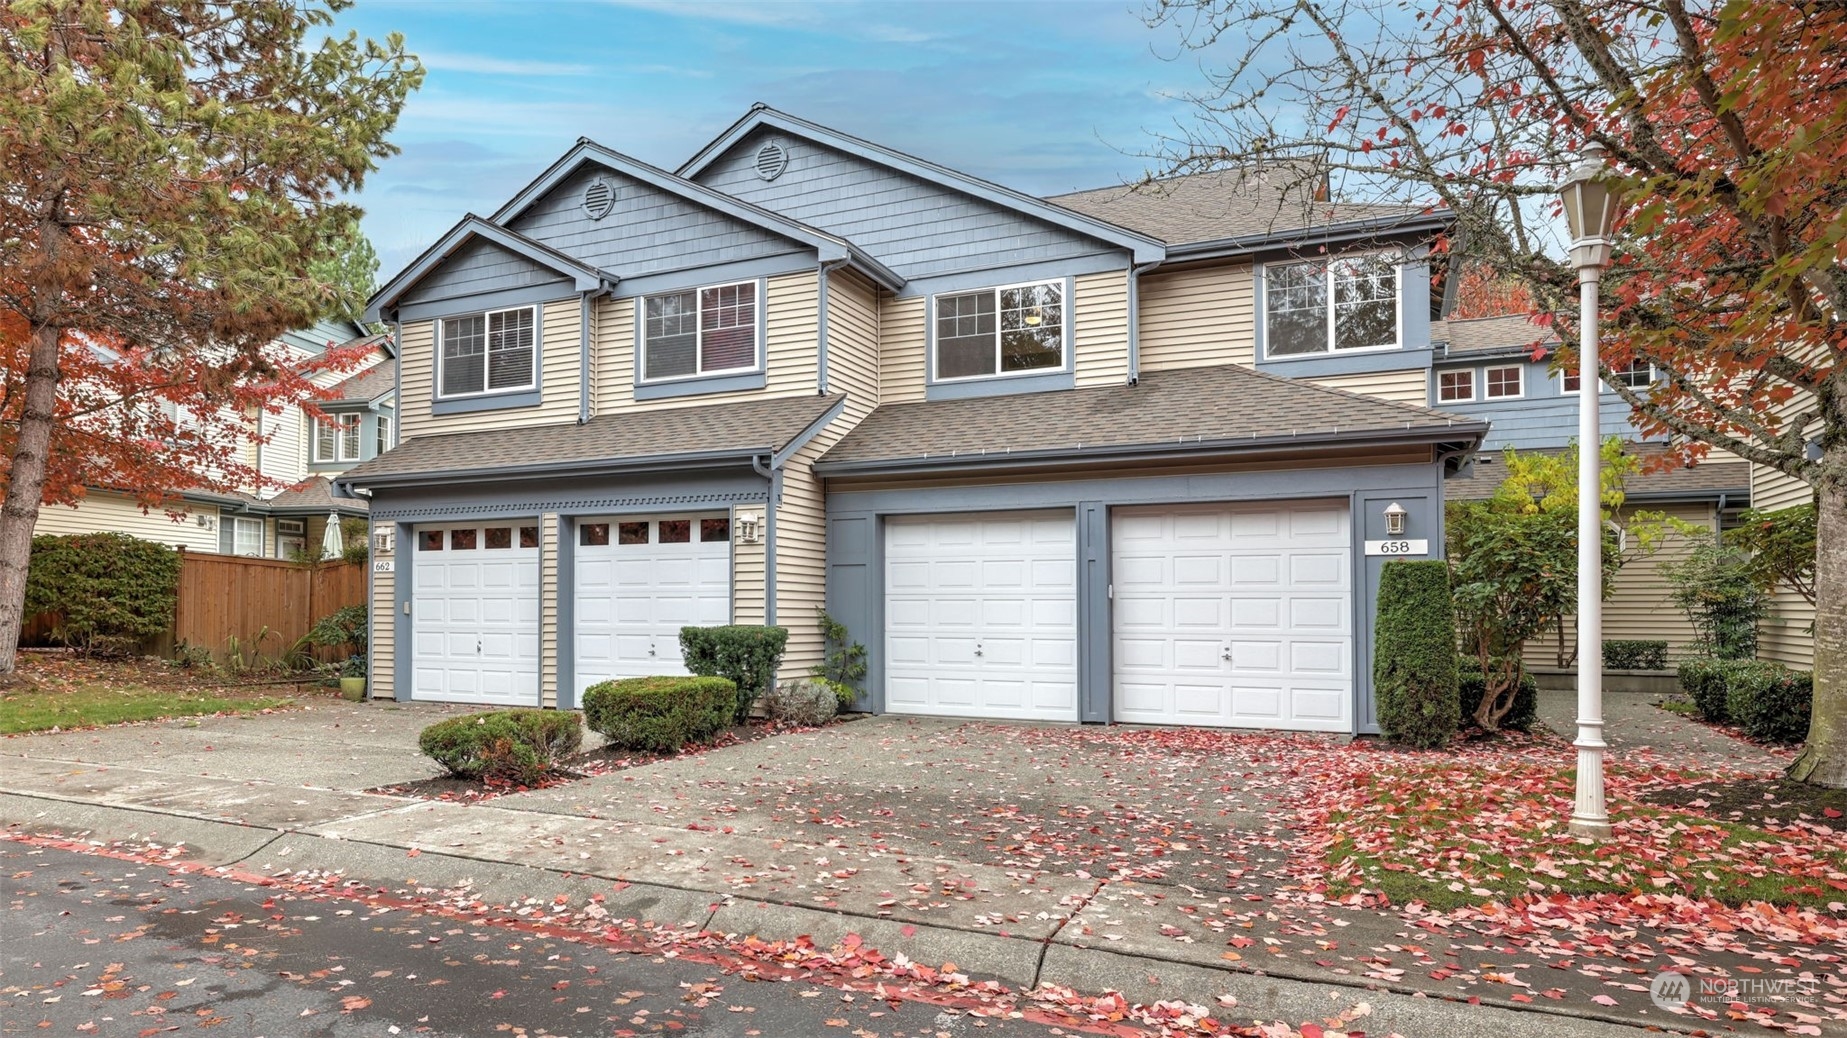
[1046,167,1434,247]
[341,394,843,486]
[1437,314,1561,357]
[1449,441,1750,503]
[817,364,1485,473]
[326,361,396,405]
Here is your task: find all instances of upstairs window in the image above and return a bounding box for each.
[934,280,1064,381]
[375,414,392,456]
[1264,254,1399,356]
[313,414,362,463]
[1436,369,1475,403]
[439,306,536,398]
[1563,358,1653,393]
[643,281,758,381]
[1484,365,1524,399]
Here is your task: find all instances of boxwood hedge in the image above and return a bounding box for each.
[582,675,735,753]
[418,709,582,786]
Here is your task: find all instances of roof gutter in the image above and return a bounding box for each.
[340,446,774,494]
[1164,211,1454,263]
[814,422,1489,478]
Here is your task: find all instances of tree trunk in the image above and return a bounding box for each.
[0,319,61,677]
[1788,451,1847,788]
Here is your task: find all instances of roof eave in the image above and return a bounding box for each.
[340,445,776,493]
[678,107,1165,264]
[814,422,1488,477]
[1163,210,1455,262]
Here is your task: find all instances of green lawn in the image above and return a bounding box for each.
[0,684,294,734]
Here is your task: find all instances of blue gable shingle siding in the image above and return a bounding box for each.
[397,237,572,311]
[690,127,1124,282]
[507,164,807,276]
[1436,356,1642,452]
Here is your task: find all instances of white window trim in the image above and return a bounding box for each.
[231,516,264,558]
[435,304,539,401]
[930,278,1070,384]
[639,279,763,384]
[1483,364,1526,400]
[312,413,363,464]
[1436,368,1476,404]
[1260,252,1404,359]
[1559,362,1654,395]
[376,414,393,455]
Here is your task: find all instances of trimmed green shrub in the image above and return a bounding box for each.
[765,679,839,727]
[679,625,789,723]
[418,710,582,785]
[1458,664,1538,732]
[1373,561,1459,749]
[25,533,181,655]
[1677,657,1737,723]
[1603,639,1668,671]
[582,676,735,753]
[307,603,368,655]
[1723,662,1813,744]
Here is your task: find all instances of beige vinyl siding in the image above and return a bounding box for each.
[370,522,395,700]
[597,270,820,413]
[878,294,927,404]
[732,502,768,625]
[540,514,560,708]
[1753,460,1817,667]
[34,491,221,553]
[1073,270,1130,388]
[261,406,307,487]
[1138,262,1255,371]
[1526,502,1716,666]
[1304,369,1430,405]
[399,297,581,440]
[826,267,881,414]
[774,429,842,680]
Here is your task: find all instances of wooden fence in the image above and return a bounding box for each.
[22,552,366,662]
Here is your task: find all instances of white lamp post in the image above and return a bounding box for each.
[1558,141,1624,839]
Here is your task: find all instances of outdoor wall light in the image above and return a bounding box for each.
[374,529,395,555]
[1383,501,1408,536]
[737,513,763,544]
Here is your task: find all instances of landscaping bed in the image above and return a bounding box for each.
[0,650,300,734]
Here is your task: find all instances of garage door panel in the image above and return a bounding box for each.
[574,513,733,693]
[1112,503,1352,732]
[412,522,542,706]
[884,511,1077,722]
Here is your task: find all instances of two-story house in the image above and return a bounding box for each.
[345,106,1491,734]
[35,317,396,559]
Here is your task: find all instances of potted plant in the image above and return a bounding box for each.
[339,655,367,701]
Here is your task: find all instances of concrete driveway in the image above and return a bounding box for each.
[1,696,1832,1037]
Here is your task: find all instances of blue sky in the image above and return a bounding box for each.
[331,0,1223,274]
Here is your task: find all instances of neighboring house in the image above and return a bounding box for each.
[33,317,395,560]
[344,105,1492,735]
[1420,314,1749,664]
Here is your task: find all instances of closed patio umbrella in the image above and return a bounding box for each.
[322,510,344,559]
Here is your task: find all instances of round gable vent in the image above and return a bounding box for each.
[755,140,789,182]
[582,177,615,220]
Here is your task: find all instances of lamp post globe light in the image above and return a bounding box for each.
[1558,141,1625,839]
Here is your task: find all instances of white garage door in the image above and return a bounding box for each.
[884,512,1078,721]
[412,521,541,706]
[1113,502,1352,731]
[574,514,732,696]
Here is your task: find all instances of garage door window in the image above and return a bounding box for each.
[619,522,649,545]
[485,527,511,549]
[450,528,477,550]
[420,530,444,551]
[519,526,539,548]
[580,523,610,546]
[700,518,730,542]
[659,519,691,543]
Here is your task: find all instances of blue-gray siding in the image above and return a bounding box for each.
[508,165,806,276]
[1435,358,1641,451]
[691,127,1121,281]
[398,237,572,310]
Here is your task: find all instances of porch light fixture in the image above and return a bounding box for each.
[736,512,763,544]
[1558,140,1625,841]
[1382,501,1407,537]
[374,529,395,555]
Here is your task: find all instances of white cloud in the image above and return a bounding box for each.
[415,50,597,77]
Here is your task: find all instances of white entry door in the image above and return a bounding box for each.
[884,512,1078,721]
[1112,502,1352,731]
[411,521,542,705]
[573,514,733,695]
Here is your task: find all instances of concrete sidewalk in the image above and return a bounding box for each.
[0,697,1828,1037]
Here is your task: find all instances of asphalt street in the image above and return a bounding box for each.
[0,841,1083,1038]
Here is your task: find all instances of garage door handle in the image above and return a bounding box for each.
[974,644,983,657]
[1220,646,1232,661]
[648,645,656,656]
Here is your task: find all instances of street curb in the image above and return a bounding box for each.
[1,792,1672,1038]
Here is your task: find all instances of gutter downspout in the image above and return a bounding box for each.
[751,453,779,625]
[579,291,593,424]
[390,315,402,448]
[1126,260,1162,385]
[815,259,849,396]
